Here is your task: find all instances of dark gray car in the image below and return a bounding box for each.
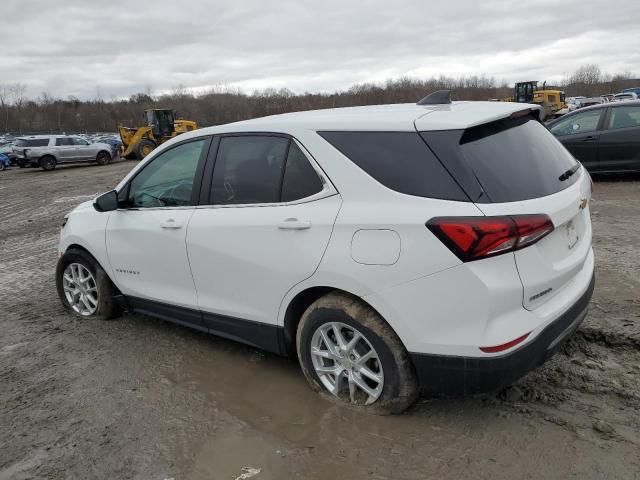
[13,135,113,171]
[547,100,640,173]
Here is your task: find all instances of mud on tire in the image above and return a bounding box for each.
[56,248,121,320]
[296,292,418,414]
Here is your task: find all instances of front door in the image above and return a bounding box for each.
[598,105,640,171]
[186,135,341,348]
[549,108,605,170]
[105,138,209,328]
[72,137,93,160]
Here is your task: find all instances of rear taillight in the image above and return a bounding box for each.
[426,214,554,262]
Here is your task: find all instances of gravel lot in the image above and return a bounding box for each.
[0,162,639,480]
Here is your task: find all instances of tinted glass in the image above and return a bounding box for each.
[15,138,49,147]
[608,106,640,130]
[210,136,289,204]
[72,137,89,146]
[281,142,324,202]
[456,117,579,203]
[549,109,602,136]
[56,138,74,146]
[128,140,204,208]
[319,131,467,201]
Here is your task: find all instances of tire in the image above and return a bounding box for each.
[18,161,25,168]
[136,139,156,159]
[39,156,56,171]
[0,163,5,171]
[56,248,121,320]
[296,292,418,414]
[96,151,111,166]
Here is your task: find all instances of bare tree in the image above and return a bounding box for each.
[8,83,27,132]
[0,85,9,132]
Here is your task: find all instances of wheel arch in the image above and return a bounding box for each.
[96,149,111,160]
[39,153,57,164]
[63,243,121,295]
[281,286,399,361]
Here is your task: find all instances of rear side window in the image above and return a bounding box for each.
[56,138,74,146]
[425,116,579,204]
[210,136,289,205]
[281,142,324,202]
[318,131,467,201]
[608,106,640,130]
[15,138,49,147]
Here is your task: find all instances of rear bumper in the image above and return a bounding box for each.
[410,271,595,395]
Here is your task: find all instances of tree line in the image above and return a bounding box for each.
[1,64,637,134]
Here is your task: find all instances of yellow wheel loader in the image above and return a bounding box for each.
[514,81,567,120]
[118,109,198,160]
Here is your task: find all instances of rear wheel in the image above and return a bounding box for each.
[0,162,5,171]
[40,156,56,171]
[56,248,121,320]
[296,292,418,414]
[96,151,111,166]
[136,139,156,159]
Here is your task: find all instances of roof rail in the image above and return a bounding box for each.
[417,90,451,105]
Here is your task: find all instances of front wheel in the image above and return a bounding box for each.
[296,292,418,414]
[136,139,156,159]
[56,248,121,320]
[96,151,111,166]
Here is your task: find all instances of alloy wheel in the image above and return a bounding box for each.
[310,322,384,405]
[62,263,98,316]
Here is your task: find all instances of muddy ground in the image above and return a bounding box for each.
[0,161,638,480]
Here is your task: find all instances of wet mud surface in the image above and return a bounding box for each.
[0,163,639,479]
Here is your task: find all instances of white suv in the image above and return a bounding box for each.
[56,94,595,413]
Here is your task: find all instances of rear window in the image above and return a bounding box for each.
[422,116,579,203]
[318,131,467,201]
[14,138,49,147]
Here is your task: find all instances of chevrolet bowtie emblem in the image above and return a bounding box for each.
[579,198,588,210]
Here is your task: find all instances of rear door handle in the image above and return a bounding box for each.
[582,136,597,142]
[160,219,182,229]
[277,218,312,230]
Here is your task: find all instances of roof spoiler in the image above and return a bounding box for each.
[417,90,451,105]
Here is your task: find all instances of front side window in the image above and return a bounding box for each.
[549,109,603,136]
[56,138,74,146]
[210,136,289,205]
[607,106,640,130]
[72,137,89,146]
[128,139,205,208]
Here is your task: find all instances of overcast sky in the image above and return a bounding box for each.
[2,0,639,100]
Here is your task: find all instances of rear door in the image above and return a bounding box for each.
[186,134,341,345]
[597,104,640,171]
[422,116,592,310]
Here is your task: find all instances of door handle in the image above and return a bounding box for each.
[160,219,182,229]
[277,218,312,230]
[582,136,597,142]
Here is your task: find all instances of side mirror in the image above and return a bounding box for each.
[94,190,119,212]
